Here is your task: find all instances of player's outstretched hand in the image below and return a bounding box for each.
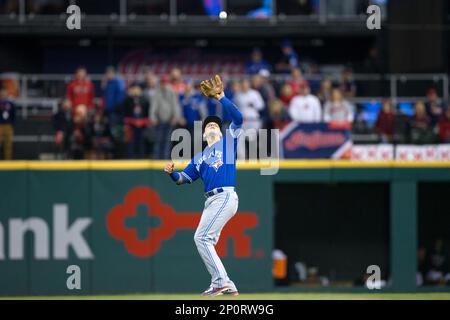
[200,74,224,100]
[164,162,175,174]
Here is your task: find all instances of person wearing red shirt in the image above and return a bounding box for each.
[286,67,307,96]
[438,106,450,143]
[375,99,396,143]
[410,101,434,144]
[279,83,295,105]
[170,67,186,95]
[66,66,95,113]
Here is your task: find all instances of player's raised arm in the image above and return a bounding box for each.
[200,75,243,129]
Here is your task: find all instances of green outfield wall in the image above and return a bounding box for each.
[0,160,449,295]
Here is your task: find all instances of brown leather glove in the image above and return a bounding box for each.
[200,74,224,99]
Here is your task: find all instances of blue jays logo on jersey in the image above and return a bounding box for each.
[210,159,223,172]
[206,149,223,172]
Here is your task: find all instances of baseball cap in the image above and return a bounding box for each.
[202,115,222,132]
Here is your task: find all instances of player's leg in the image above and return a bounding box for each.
[194,191,239,292]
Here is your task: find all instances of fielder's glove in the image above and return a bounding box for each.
[200,74,224,99]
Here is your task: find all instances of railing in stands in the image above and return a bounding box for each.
[8,73,449,119]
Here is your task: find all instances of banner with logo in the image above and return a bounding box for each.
[351,144,395,160]
[0,169,272,295]
[396,144,450,161]
[280,122,352,159]
[351,144,450,161]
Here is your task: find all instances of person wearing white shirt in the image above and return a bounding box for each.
[288,85,322,123]
[323,88,354,122]
[234,79,265,159]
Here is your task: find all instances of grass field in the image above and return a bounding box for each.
[3,293,450,300]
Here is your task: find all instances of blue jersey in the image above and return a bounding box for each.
[181,125,242,192]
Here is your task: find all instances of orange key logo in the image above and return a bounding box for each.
[106,186,259,258]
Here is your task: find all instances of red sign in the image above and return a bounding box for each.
[106,187,258,258]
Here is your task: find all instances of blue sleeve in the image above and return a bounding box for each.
[169,172,185,185]
[168,158,201,186]
[181,159,200,184]
[219,96,243,127]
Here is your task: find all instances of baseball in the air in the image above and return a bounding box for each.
[219,11,228,19]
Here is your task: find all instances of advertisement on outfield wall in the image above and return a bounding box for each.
[351,144,450,161]
[0,169,272,296]
[280,122,352,159]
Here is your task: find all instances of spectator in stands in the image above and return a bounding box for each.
[438,105,450,143]
[353,104,371,134]
[279,83,295,105]
[375,99,396,143]
[245,47,271,75]
[317,79,333,105]
[0,86,15,160]
[252,71,275,129]
[323,88,354,123]
[287,68,308,96]
[169,68,186,95]
[67,104,91,159]
[425,88,444,126]
[151,75,184,159]
[410,101,435,144]
[66,66,95,114]
[228,80,241,102]
[235,79,265,159]
[122,83,150,159]
[235,79,265,129]
[53,98,72,159]
[339,67,356,98]
[275,39,299,73]
[89,109,114,159]
[253,70,276,106]
[425,238,449,286]
[180,80,207,135]
[289,84,322,123]
[102,66,126,126]
[142,70,158,103]
[269,98,290,130]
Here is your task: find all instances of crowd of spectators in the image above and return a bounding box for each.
[374,88,450,144]
[45,59,450,160]
[0,86,15,160]
[1,41,450,160]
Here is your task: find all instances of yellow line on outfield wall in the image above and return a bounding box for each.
[0,160,450,170]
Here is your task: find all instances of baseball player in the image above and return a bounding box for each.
[164,75,243,296]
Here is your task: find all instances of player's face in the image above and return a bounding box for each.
[204,122,221,139]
